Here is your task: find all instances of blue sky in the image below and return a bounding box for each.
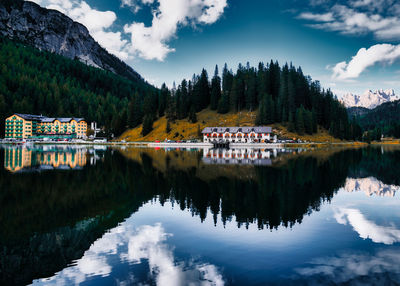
[32,0,400,97]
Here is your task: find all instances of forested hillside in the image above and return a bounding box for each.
[0,36,157,137]
[357,100,400,139]
[156,62,361,140]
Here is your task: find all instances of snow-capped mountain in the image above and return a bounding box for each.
[341,89,399,109]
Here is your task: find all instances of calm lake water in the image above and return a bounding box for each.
[1,145,400,285]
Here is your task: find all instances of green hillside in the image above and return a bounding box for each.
[358,100,400,138]
[0,36,157,137]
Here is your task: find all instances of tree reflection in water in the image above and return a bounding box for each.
[1,146,400,285]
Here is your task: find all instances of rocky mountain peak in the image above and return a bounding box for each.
[341,89,399,109]
[0,1,143,83]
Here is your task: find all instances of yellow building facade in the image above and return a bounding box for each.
[5,114,87,139]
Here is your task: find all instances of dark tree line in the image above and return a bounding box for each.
[353,100,400,140]
[156,61,361,140]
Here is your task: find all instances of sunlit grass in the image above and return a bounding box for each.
[120,108,350,143]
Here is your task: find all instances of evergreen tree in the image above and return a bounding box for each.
[197,124,202,138]
[189,106,197,123]
[141,115,153,136]
[198,69,210,110]
[278,64,289,122]
[295,107,305,135]
[287,112,295,132]
[245,69,257,111]
[128,92,143,128]
[158,83,169,117]
[230,78,239,112]
[222,63,233,97]
[166,119,171,134]
[166,93,177,122]
[210,65,221,110]
[287,65,296,118]
[304,109,313,135]
[217,92,230,114]
[269,60,280,99]
[311,109,318,133]
[256,96,266,125]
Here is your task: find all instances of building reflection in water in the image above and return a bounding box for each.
[3,145,105,173]
[202,148,281,166]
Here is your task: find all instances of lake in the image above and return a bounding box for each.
[1,145,400,285]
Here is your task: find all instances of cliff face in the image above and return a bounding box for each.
[0,1,143,83]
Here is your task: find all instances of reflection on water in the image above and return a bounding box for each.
[2,145,106,173]
[202,148,278,165]
[334,207,400,245]
[37,220,224,286]
[2,145,400,285]
[344,177,399,197]
[295,248,400,284]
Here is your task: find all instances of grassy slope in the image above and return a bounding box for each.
[119,108,343,142]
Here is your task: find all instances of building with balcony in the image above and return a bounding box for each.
[201,127,273,143]
[4,114,87,139]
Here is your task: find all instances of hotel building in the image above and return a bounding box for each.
[4,114,87,139]
[202,127,273,143]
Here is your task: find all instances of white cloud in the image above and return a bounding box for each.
[332,44,400,80]
[32,0,227,61]
[124,0,228,61]
[300,2,400,40]
[297,12,334,22]
[121,0,153,13]
[334,207,400,244]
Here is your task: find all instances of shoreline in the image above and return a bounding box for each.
[0,140,381,149]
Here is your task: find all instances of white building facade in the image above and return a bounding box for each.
[202,127,273,143]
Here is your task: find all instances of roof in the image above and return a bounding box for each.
[41,118,56,123]
[11,114,86,123]
[15,113,47,121]
[57,118,73,123]
[202,126,272,134]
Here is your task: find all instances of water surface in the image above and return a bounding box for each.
[1,145,400,285]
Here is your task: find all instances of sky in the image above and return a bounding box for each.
[30,0,400,97]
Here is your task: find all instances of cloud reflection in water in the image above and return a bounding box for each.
[35,223,224,286]
[334,207,400,245]
[295,249,400,284]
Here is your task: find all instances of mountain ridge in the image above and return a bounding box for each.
[0,0,144,84]
[341,89,399,109]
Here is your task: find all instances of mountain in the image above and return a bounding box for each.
[0,0,142,83]
[341,89,399,109]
